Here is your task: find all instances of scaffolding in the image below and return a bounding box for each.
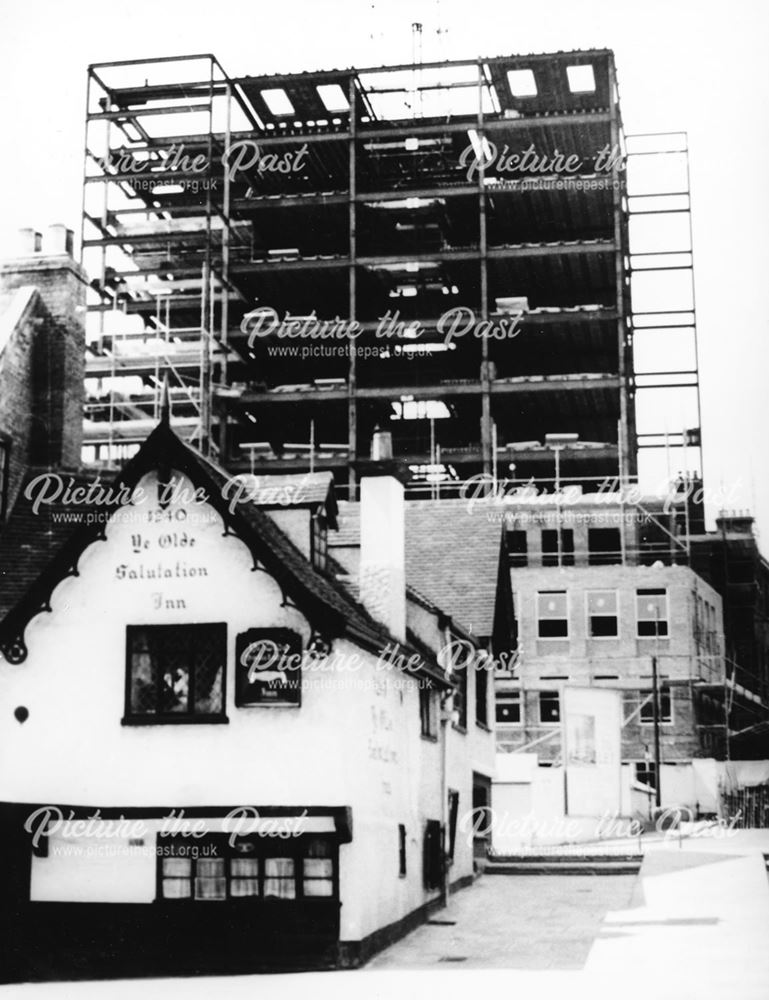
[80,50,700,504]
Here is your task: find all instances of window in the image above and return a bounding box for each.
[537,591,568,638]
[420,684,437,739]
[539,690,561,724]
[447,790,460,862]
[454,665,468,730]
[637,589,669,637]
[316,84,349,112]
[235,628,302,706]
[507,68,538,97]
[566,64,596,94]
[261,88,295,116]
[507,529,528,567]
[398,825,407,877]
[495,689,522,725]
[542,528,574,567]
[635,760,657,789]
[126,624,226,723]
[588,528,621,566]
[159,835,336,901]
[587,590,618,638]
[640,685,673,724]
[423,819,443,890]
[475,658,489,727]
[311,509,328,573]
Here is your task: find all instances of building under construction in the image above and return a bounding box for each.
[81,49,701,498]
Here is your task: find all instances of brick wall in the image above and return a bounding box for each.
[0,238,86,479]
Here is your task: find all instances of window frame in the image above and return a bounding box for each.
[537,590,569,640]
[541,528,575,567]
[157,833,339,903]
[398,824,407,878]
[495,688,523,727]
[636,588,669,638]
[124,623,228,726]
[538,689,561,726]
[310,507,328,573]
[586,589,619,639]
[639,684,673,725]
[419,683,438,740]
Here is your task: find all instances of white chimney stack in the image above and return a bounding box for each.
[359,430,406,641]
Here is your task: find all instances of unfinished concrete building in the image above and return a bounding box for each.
[80,50,700,499]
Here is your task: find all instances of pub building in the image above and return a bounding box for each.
[0,232,497,979]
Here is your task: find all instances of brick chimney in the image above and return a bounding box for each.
[0,225,86,472]
[359,429,406,641]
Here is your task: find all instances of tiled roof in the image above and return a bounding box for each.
[229,471,338,526]
[332,499,504,637]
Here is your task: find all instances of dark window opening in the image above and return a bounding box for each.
[542,528,575,566]
[539,690,561,724]
[475,659,489,726]
[635,761,657,789]
[588,528,621,566]
[420,684,437,738]
[454,666,468,730]
[126,624,226,723]
[423,819,443,890]
[311,509,328,573]
[495,690,521,725]
[507,530,528,567]
[587,590,618,638]
[640,685,672,724]
[398,824,407,877]
[447,790,460,862]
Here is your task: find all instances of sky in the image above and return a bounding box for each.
[1,0,767,541]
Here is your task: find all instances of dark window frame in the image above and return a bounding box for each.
[507,529,528,567]
[640,685,673,724]
[419,683,438,739]
[124,623,228,725]
[156,833,339,902]
[541,528,575,567]
[587,527,622,566]
[398,824,407,877]
[495,689,522,726]
[539,690,561,725]
[475,657,489,727]
[310,507,328,573]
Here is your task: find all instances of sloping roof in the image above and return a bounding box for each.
[229,471,338,527]
[332,498,505,638]
[0,423,449,686]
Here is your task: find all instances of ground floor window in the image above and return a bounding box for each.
[158,833,336,901]
[635,761,657,789]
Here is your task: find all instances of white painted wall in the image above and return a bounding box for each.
[0,471,491,943]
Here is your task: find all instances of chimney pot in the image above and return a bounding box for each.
[15,228,42,255]
[42,224,74,257]
[371,428,393,461]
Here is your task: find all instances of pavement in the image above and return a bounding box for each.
[3,829,769,1000]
